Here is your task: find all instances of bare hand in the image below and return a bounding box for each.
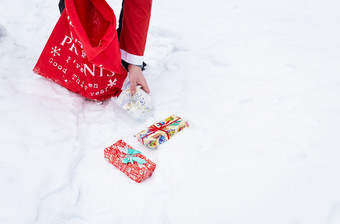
[128,64,150,95]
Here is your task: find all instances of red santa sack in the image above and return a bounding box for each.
[33,0,127,100]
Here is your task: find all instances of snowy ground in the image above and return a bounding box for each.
[1,0,340,223]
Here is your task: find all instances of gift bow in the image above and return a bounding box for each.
[148,124,170,137]
[141,117,180,144]
[126,86,145,105]
[124,95,139,109]
[120,146,146,164]
[142,123,170,144]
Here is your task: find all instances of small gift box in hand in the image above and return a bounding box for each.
[136,115,189,149]
[116,86,153,120]
[104,140,156,183]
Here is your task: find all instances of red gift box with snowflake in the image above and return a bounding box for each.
[104,140,156,183]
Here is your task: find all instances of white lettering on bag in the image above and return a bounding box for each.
[84,64,95,76]
[84,63,116,77]
[49,58,67,74]
[60,34,80,56]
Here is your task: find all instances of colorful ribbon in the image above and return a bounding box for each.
[141,117,181,144]
[119,146,146,164]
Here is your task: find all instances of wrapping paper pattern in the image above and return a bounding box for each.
[116,86,152,120]
[136,115,189,149]
[104,140,156,183]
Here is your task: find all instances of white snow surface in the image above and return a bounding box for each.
[1,0,340,223]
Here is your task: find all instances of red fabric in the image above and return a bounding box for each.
[33,0,127,100]
[104,140,156,183]
[120,0,152,56]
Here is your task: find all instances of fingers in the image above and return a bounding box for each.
[138,78,150,94]
[128,64,150,95]
[130,81,137,95]
[130,80,150,95]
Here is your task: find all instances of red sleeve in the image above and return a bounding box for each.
[119,0,152,65]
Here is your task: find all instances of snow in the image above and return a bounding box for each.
[1,0,340,223]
